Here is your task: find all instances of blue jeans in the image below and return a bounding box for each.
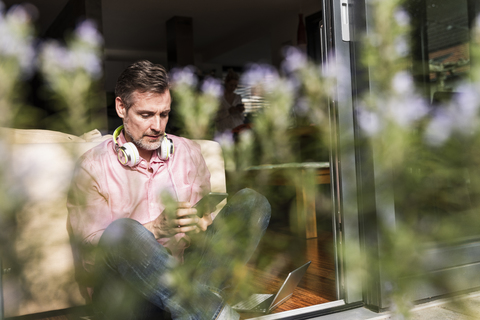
[92,188,271,320]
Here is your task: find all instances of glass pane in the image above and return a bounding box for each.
[2,0,342,317]
[100,0,339,315]
[404,0,478,240]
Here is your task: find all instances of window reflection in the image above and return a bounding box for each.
[426,0,470,96]
[403,0,479,238]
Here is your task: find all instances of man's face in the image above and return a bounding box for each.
[116,90,171,152]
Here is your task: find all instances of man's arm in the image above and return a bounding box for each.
[145,138,213,237]
[66,158,113,287]
[67,161,111,247]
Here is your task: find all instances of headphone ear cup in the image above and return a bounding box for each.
[159,136,174,160]
[118,142,140,167]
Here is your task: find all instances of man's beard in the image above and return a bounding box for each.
[123,123,162,151]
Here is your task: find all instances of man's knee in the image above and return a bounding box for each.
[231,188,271,227]
[238,188,270,212]
[99,218,147,249]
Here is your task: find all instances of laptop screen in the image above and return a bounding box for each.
[268,261,311,311]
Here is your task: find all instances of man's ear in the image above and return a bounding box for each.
[115,97,126,119]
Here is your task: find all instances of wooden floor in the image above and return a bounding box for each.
[236,228,337,318]
[6,229,337,320]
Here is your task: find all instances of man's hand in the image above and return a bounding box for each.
[146,202,213,238]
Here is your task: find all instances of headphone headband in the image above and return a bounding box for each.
[113,125,124,147]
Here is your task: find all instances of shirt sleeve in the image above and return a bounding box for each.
[66,154,113,286]
[67,156,111,247]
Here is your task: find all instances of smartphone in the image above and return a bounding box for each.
[193,192,228,217]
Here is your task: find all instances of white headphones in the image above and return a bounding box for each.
[113,125,174,167]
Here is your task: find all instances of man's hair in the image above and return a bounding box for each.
[115,60,170,110]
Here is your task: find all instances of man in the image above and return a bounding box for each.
[67,60,271,320]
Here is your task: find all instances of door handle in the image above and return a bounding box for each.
[340,0,351,42]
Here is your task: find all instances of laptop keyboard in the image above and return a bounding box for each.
[232,294,274,311]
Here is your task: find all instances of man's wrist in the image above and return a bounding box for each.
[144,221,161,239]
[152,223,163,239]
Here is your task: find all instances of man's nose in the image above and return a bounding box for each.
[150,116,162,132]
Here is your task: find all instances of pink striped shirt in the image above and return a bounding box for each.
[67,132,211,283]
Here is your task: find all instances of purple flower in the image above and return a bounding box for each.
[40,40,74,72]
[294,97,309,117]
[392,71,413,95]
[40,38,102,79]
[75,20,103,47]
[320,54,337,79]
[214,131,234,148]
[357,106,381,136]
[73,49,102,78]
[425,111,453,146]
[282,46,308,73]
[454,83,480,123]
[388,95,428,128]
[255,65,294,95]
[0,4,35,74]
[241,63,280,92]
[322,54,351,98]
[394,9,410,27]
[444,84,480,136]
[394,35,409,57]
[388,72,429,128]
[170,66,198,88]
[7,4,30,24]
[425,84,480,145]
[358,88,428,136]
[201,77,223,97]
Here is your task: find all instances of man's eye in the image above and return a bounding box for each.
[161,112,169,118]
[141,114,151,118]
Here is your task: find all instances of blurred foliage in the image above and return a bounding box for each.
[170,0,480,317]
[0,3,34,128]
[170,69,220,139]
[356,0,480,317]
[0,2,37,293]
[3,0,480,318]
[38,20,104,136]
[0,3,104,318]
[168,50,335,312]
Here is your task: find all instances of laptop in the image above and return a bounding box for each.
[231,261,311,314]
